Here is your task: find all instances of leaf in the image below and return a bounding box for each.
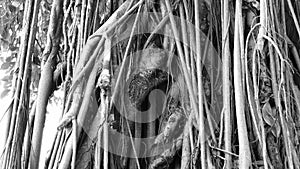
[0,62,10,69]
[5,56,13,62]
[1,89,10,98]
[1,75,12,82]
[262,102,276,126]
[273,122,281,138]
[0,39,9,50]
[9,46,18,51]
[7,5,17,13]
[3,81,11,88]
[262,103,281,137]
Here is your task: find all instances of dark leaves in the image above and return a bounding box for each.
[128,69,170,110]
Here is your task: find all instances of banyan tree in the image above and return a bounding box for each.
[1,0,300,169]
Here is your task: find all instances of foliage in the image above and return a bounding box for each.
[0,0,23,98]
